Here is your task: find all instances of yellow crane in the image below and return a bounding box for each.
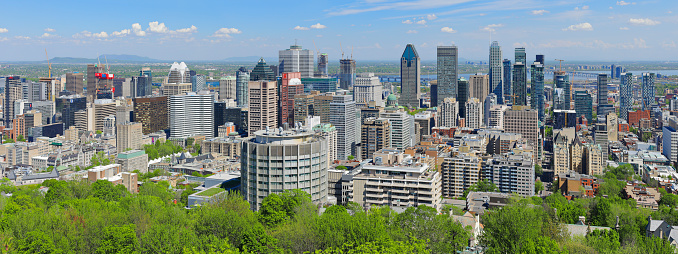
[554,59,565,72]
[45,48,51,78]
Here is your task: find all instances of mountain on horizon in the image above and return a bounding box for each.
[48,54,163,64]
[223,56,278,63]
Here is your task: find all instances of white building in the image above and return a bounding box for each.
[488,105,508,129]
[168,62,191,84]
[354,73,384,107]
[169,91,215,139]
[438,97,459,127]
[279,45,314,78]
[484,152,534,196]
[330,95,358,160]
[381,107,414,149]
[465,98,482,129]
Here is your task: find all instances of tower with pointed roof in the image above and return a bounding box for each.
[399,44,421,108]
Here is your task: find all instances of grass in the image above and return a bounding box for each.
[196,187,225,197]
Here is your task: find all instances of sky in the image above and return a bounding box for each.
[0,0,676,62]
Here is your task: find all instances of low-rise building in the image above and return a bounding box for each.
[116,150,149,173]
[441,152,481,198]
[556,171,601,198]
[201,136,242,159]
[624,183,661,210]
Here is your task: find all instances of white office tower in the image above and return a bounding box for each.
[169,91,214,139]
[330,95,357,160]
[381,107,414,148]
[488,105,509,129]
[241,129,329,210]
[279,45,314,78]
[465,98,482,129]
[168,62,191,83]
[484,94,497,127]
[354,73,384,107]
[489,41,503,102]
[438,97,459,127]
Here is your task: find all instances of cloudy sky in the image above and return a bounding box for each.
[0,0,675,62]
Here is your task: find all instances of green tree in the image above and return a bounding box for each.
[16,135,25,142]
[16,231,57,254]
[659,193,678,208]
[258,190,312,227]
[97,224,138,254]
[91,180,128,202]
[463,179,497,197]
[535,164,543,177]
[535,180,544,194]
[585,229,620,253]
[335,165,347,170]
[347,155,355,160]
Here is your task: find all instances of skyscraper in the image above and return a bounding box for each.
[619,72,633,120]
[134,76,151,97]
[169,91,214,139]
[469,73,489,101]
[530,58,545,121]
[512,48,527,106]
[438,97,459,127]
[381,107,414,148]
[191,75,207,92]
[399,44,421,108]
[354,73,384,107]
[279,44,314,78]
[457,78,469,119]
[339,59,356,90]
[140,67,152,82]
[250,58,275,81]
[489,42,503,104]
[236,67,250,108]
[484,93,497,126]
[218,76,236,101]
[167,62,191,83]
[574,90,593,121]
[465,98,482,129]
[642,72,656,111]
[248,81,278,134]
[597,74,611,117]
[87,64,105,102]
[436,46,458,106]
[330,95,357,160]
[553,72,570,110]
[317,53,328,76]
[4,76,20,127]
[116,122,142,153]
[65,73,84,94]
[279,72,304,126]
[133,96,168,134]
[361,118,391,159]
[502,59,511,104]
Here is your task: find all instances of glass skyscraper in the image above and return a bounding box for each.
[489,42,503,104]
[574,90,593,122]
[236,67,250,108]
[250,58,275,81]
[554,72,570,110]
[436,46,458,106]
[502,59,511,104]
[399,44,421,108]
[619,72,633,120]
[642,72,656,110]
[457,78,469,119]
[339,59,356,90]
[530,59,544,121]
[512,48,527,106]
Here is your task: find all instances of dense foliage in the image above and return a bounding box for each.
[143,140,185,160]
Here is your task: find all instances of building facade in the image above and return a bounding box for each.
[437,46,458,106]
[399,44,421,108]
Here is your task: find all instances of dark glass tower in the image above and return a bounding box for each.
[437,46,458,106]
[250,58,275,81]
[512,48,527,106]
[458,78,469,119]
[502,59,512,104]
[554,72,570,110]
[399,44,421,108]
[530,58,545,121]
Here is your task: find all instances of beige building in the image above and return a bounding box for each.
[116,122,143,153]
[313,92,335,123]
[361,118,391,159]
[553,133,570,175]
[94,99,116,132]
[248,81,278,134]
[503,106,539,158]
[469,73,490,101]
[583,144,605,176]
[607,112,618,142]
[74,107,95,132]
[438,97,458,127]
[201,137,242,159]
[162,83,192,96]
[116,150,149,173]
[293,93,314,124]
[441,152,481,198]
[465,98,482,129]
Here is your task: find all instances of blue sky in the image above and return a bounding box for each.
[0,0,676,62]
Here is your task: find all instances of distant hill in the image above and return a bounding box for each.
[223,56,278,63]
[48,54,162,64]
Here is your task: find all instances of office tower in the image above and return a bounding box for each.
[74,107,94,132]
[339,59,356,90]
[465,98,482,129]
[301,77,338,93]
[438,97,459,127]
[248,81,278,134]
[65,73,84,94]
[30,101,54,125]
[55,95,86,129]
[133,96,169,134]
[553,110,577,129]
[399,44,421,108]
[437,46,458,106]
[280,72,304,126]
[169,91,214,139]
[502,59,511,104]
[574,91,594,122]
[504,107,539,154]
[23,110,42,137]
[116,100,133,124]
[596,74,611,117]
[311,92,334,123]
[381,107,414,148]
[488,105,509,129]
[489,42,503,104]
[484,94,497,126]
[317,53,328,76]
[535,54,544,64]
[553,72,570,110]
[469,73,489,101]
[215,103,247,135]
[116,122,142,153]
[140,67,152,82]
[279,44,314,78]
[293,94,314,124]
[354,73,384,107]
[594,123,609,159]
[105,115,116,136]
[442,153,481,198]
[236,67,250,107]
[484,152,534,196]
[87,64,105,101]
[619,72,633,120]
[430,80,438,108]
[22,80,48,101]
[457,78,469,119]
[642,73,656,111]
[250,58,276,81]
[4,76,20,127]
[607,112,618,142]
[414,111,434,138]
[218,76,236,100]
[167,62,191,83]
[361,118,391,159]
[330,95,357,160]
[162,83,192,96]
[241,129,328,210]
[111,78,133,98]
[530,60,545,121]
[133,76,151,97]
[94,99,116,132]
[191,74,206,92]
[610,64,616,78]
[512,48,527,106]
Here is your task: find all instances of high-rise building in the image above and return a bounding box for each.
[438,97,458,127]
[4,76,21,127]
[293,94,314,125]
[619,72,633,120]
[279,45,314,78]
[301,77,338,93]
[218,76,236,101]
[361,118,391,159]
[162,83,192,96]
[191,75,207,92]
[116,122,142,153]
[215,104,247,135]
[279,72,304,126]
[169,92,214,139]
[512,48,527,106]
[642,73,656,111]
[488,105,509,129]
[457,78,469,119]
[330,95,357,160]
[469,73,489,101]
[65,73,84,94]
[241,129,329,210]
[250,58,275,81]
[483,152,534,196]
[133,96,168,135]
[248,81,278,134]
[167,62,191,84]
[94,99,116,132]
[317,53,328,76]
[236,67,250,107]
[530,59,545,121]
[504,106,539,155]
[56,95,86,130]
[502,59,511,104]
[381,107,414,148]
[86,64,105,102]
[339,59,356,90]
[484,93,497,126]
[313,123,337,163]
[430,80,438,108]
[399,44,421,108]
[594,123,609,159]
[353,73,383,107]
[442,152,481,198]
[574,91,593,122]
[465,98,482,129]
[489,42,503,104]
[596,74,609,117]
[134,76,151,97]
[437,46,458,106]
[553,72,570,110]
[140,67,152,82]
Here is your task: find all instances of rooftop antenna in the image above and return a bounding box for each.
[294,39,298,46]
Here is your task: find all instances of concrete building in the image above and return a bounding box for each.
[465,98,482,129]
[339,59,356,90]
[381,107,414,148]
[330,95,358,160]
[116,150,149,173]
[488,105,509,129]
[441,152,481,198]
[248,81,278,134]
[469,73,489,102]
[74,107,95,132]
[354,73,383,107]
[169,92,215,139]
[293,93,314,124]
[438,97,459,127]
[218,76,236,100]
[279,44,314,78]
[488,42,503,103]
[191,74,207,92]
[241,129,328,210]
[594,123,609,160]
[399,44,421,108]
[133,96,169,135]
[361,118,391,159]
[484,152,534,196]
[201,136,242,159]
[93,99,116,132]
[116,122,143,153]
[414,111,435,138]
[65,72,84,94]
[437,46,458,106]
[553,133,570,175]
[504,106,539,157]
[162,83,192,96]
[313,123,338,164]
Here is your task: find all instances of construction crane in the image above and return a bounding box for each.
[340,42,344,59]
[44,49,52,78]
[555,59,565,72]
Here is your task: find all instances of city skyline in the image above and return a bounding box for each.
[0,0,675,62]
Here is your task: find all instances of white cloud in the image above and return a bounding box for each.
[147,21,169,33]
[537,40,585,48]
[212,28,241,38]
[582,6,589,10]
[629,18,661,26]
[619,27,629,30]
[531,10,549,15]
[562,22,593,31]
[0,37,7,42]
[14,36,30,40]
[441,27,456,33]
[482,24,503,32]
[402,20,413,24]
[663,41,677,48]
[415,20,427,25]
[111,29,131,37]
[294,26,309,30]
[0,28,7,33]
[616,1,635,5]
[427,14,437,20]
[310,23,327,29]
[73,31,108,39]
[407,30,418,34]
[174,25,197,33]
[44,28,56,32]
[40,33,58,38]
[374,43,382,49]
[132,23,146,36]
